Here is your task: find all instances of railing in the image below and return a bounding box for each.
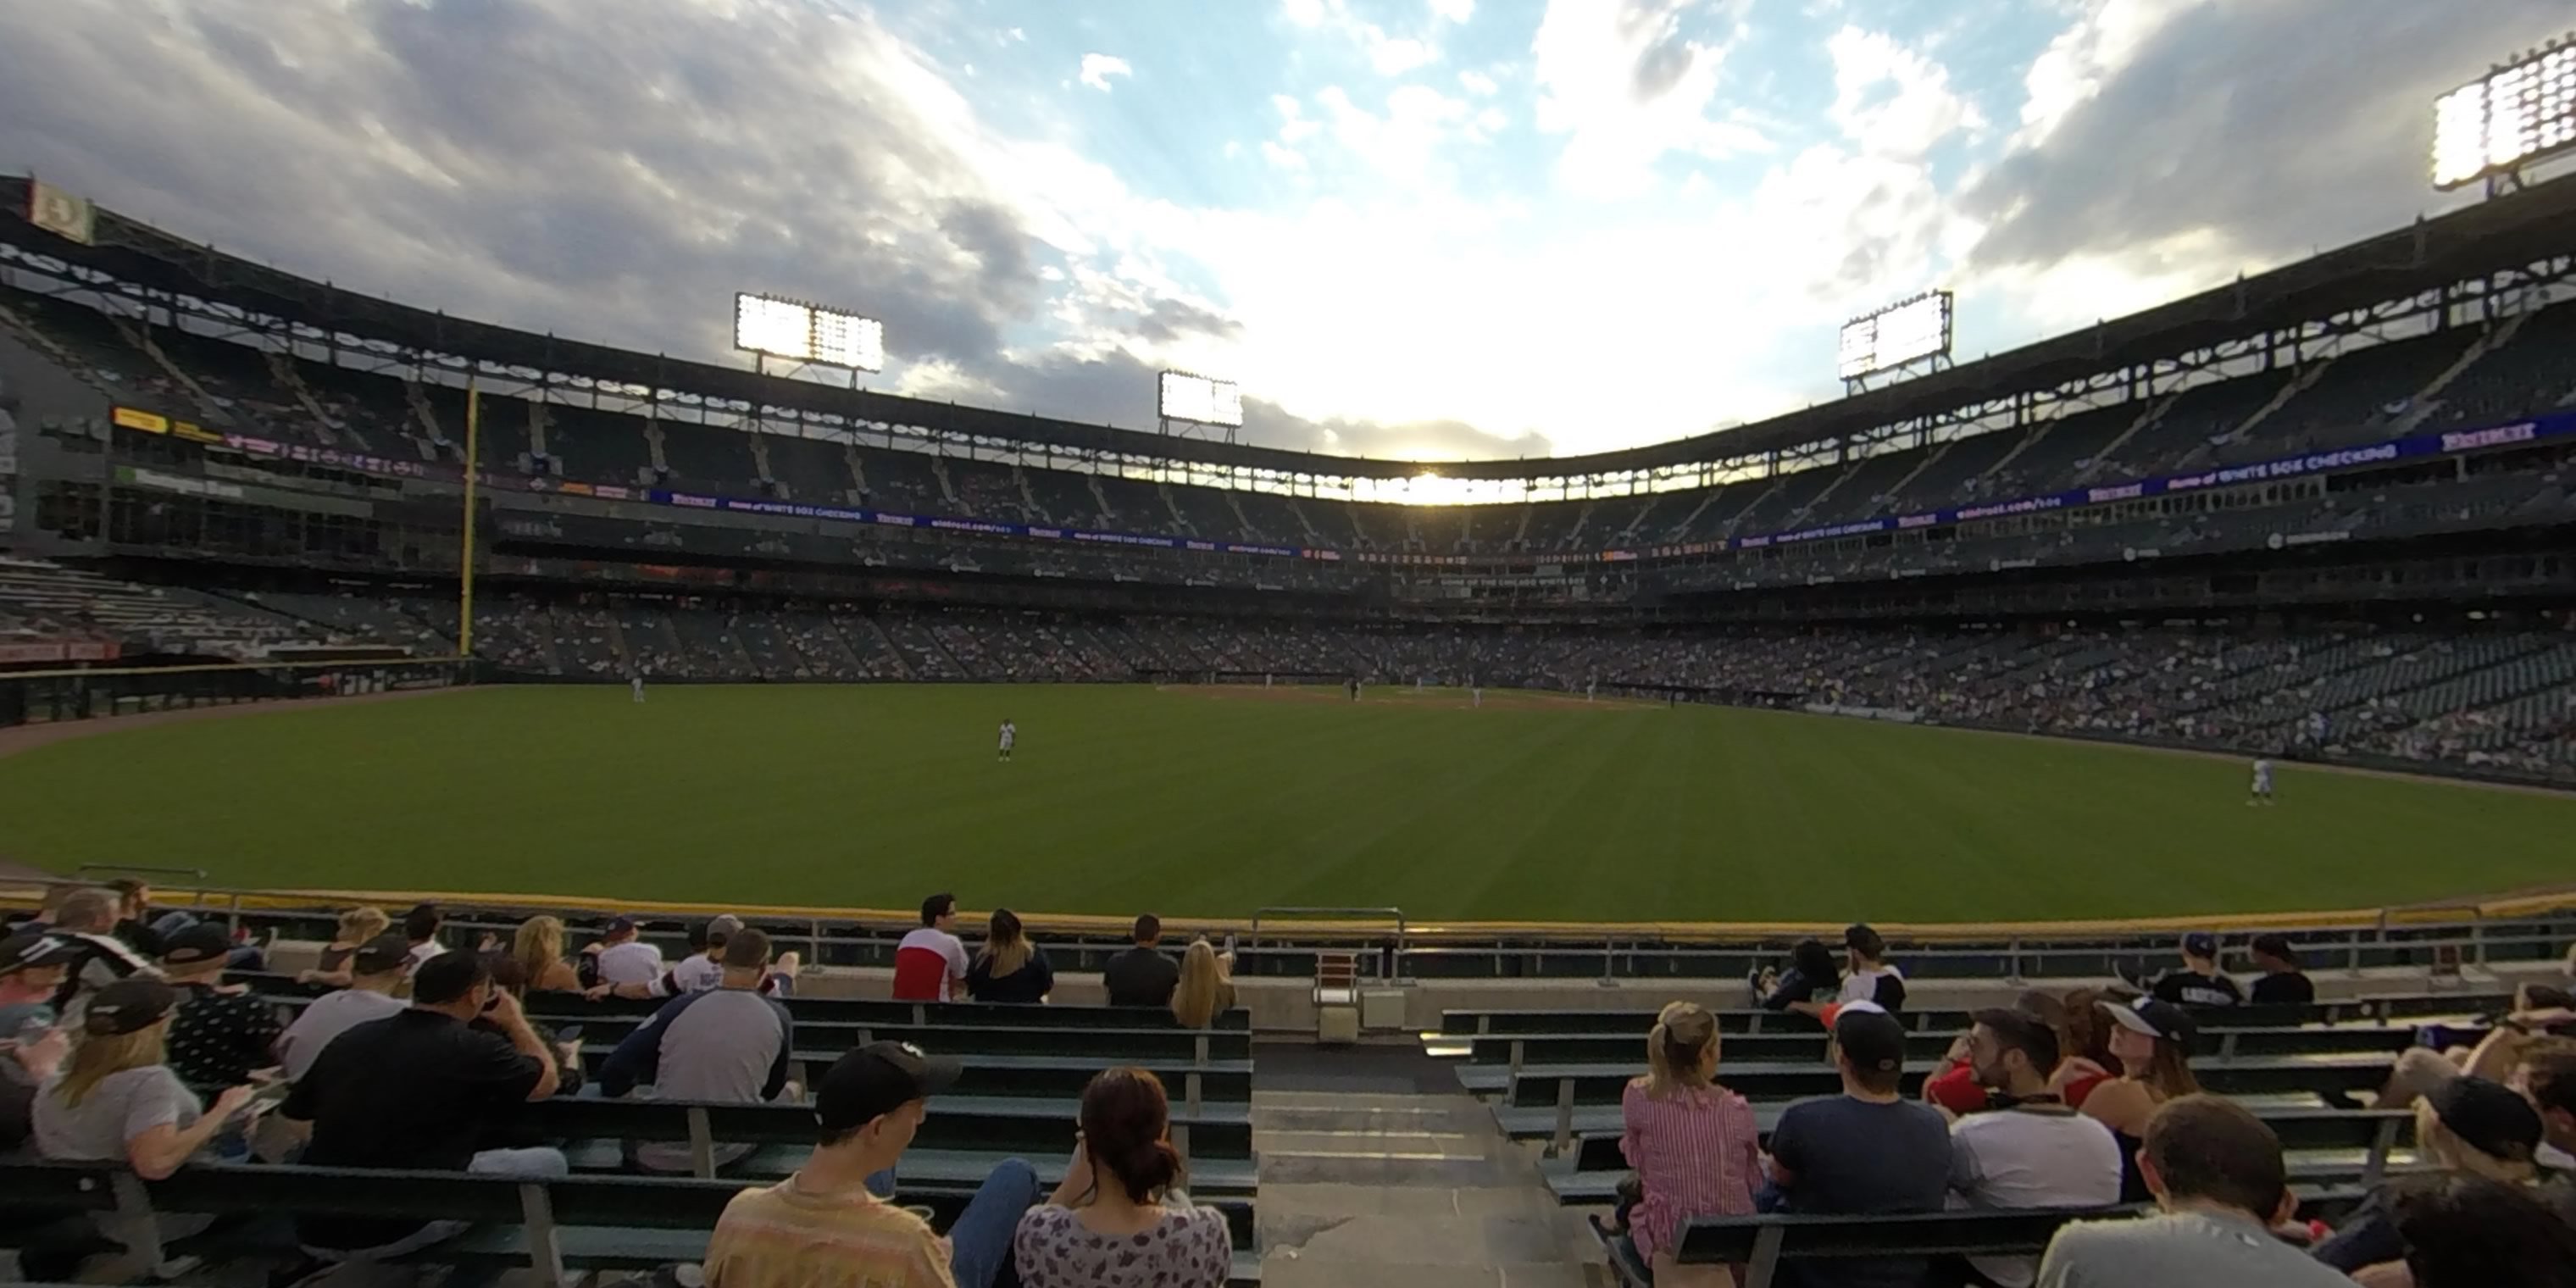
[1251,906,1410,984]
[8,882,2567,985]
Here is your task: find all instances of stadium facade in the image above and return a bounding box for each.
[3,172,2576,784]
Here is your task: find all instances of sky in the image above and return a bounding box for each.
[0,0,2567,464]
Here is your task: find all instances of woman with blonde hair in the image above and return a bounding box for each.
[297,906,390,986]
[32,980,258,1256]
[512,914,582,995]
[968,908,1055,1004]
[1619,1001,1760,1287]
[1169,939,1235,1030]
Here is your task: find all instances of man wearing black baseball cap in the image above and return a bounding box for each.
[161,923,284,1089]
[2245,933,2314,1005]
[1764,1003,1952,1288]
[0,930,78,1010]
[704,1041,1039,1288]
[0,997,65,1152]
[2148,932,2242,1008]
[2315,1075,2547,1274]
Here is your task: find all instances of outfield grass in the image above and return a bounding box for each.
[0,683,2569,924]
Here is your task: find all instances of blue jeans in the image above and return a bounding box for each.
[946,1158,1039,1288]
[859,1161,1035,1288]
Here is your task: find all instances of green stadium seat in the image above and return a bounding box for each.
[0,1159,1263,1285]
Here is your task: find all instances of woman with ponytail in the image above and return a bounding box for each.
[1014,1067,1233,1288]
[1621,1001,1760,1287]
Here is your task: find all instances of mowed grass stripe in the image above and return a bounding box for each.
[0,685,2571,922]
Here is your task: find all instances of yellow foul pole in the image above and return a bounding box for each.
[458,380,480,659]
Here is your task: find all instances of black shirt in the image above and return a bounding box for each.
[966,947,1056,1004]
[2151,969,2243,1008]
[1102,946,1180,1009]
[280,1008,544,1250]
[168,980,286,1088]
[114,918,168,959]
[2249,970,2315,1005]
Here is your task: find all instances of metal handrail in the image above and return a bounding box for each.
[1251,906,1408,983]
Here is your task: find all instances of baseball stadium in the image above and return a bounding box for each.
[7,14,2576,1288]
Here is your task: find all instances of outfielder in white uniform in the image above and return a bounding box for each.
[998,719,1017,762]
[2249,757,2274,805]
[630,675,645,704]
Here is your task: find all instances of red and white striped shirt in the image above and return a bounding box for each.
[1620,1078,1762,1262]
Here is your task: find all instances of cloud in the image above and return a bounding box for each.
[0,0,1246,440]
[1825,25,1982,160]
[1430,0,1475,23]
[1530,0,1766,195]
[1457,69,1500,96]
[1077,53,1131,92]
[1282,0,1441,78]
[1962,0,2562,282]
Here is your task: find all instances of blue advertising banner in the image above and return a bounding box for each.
[1602,408,2576,559]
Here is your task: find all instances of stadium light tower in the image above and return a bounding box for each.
[1837,290,1955,394]
[732,292,886,386]
[2431,31,2576,197]
[1158,370,1245,443]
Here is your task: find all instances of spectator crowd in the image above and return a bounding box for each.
[0,881,1246,1287]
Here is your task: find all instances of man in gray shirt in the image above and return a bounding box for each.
[2036,1095,2354,1287]
[598,926,795,1171]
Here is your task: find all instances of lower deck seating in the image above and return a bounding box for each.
[0,1161,1263,1285]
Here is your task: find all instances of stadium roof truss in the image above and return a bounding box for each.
[6,173,2576,503]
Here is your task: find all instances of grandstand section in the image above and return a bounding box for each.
[10,142,2576,1288]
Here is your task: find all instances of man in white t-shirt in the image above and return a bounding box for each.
[892,893,969,1002]
[588,916,663,989]
[663,915,741,994]
[1947,1008,2123,1288]
[997,719,1017,763]
[277,935,412,1084]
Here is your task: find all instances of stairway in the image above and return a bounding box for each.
[1878,440,1954,513]
[1287,499,1328,547]
[262,349,352,447]
[2068,393,2179,482]
[1252,1044,1605,1288]
[1015,464,1043,521]
[1783,448,1861,528]
[845,445,871,505]
[1089,474,1119,525]
[401,375,447,459]
[641,415,666,479]
[2401,309,2538,435]
[0,300,118,397]
[748,433,777,494]
[931,455,961,508]
[108,314,225,425]
[1665,491,1721,542]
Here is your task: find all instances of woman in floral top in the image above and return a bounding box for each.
[1621,1001,1761,1287]
[1013,1067,1233,1288]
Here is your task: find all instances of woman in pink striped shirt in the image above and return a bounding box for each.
[1621,1001,1762,1287]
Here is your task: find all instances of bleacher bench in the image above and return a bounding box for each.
[0,1160,1262,1285]
[1548,1107,2415,1203]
